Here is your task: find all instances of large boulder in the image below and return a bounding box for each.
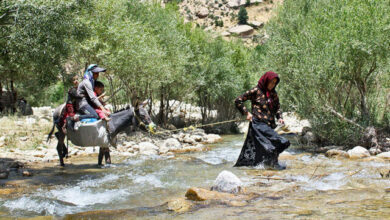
[211,170,243,194]
[228,25,254,36]
[347,146,370,159]
[376,152,390,160]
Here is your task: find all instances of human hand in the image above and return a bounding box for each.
[246,112,253,122]
[278,118,284,125]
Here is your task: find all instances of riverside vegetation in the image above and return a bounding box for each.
[1,0,389,147]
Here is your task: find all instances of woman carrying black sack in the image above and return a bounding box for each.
[234,71,290,170]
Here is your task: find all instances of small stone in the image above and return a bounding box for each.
[22,170,33,177]
[379,168,390,178]
[0,172,9,179]
[369,147,382,155]
[183,136,196,144]
[196,7,209,18]
[191,135,203,142]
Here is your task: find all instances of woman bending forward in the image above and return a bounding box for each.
[234,71,290,170]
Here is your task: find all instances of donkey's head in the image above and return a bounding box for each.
[134,100,156,133]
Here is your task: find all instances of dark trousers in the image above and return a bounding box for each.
[79,104,99,120]
[234,118,290,167]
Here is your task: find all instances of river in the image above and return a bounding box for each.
[0,134,389,219]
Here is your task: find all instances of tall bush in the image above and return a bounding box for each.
[264,0,390,145]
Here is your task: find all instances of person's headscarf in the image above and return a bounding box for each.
[257,71,280,110]
[84,64,98,88]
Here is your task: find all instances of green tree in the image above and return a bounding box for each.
[0,0,90,106]
[264,0,390,146]
[238,6,248,25]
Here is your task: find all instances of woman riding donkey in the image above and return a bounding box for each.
[234,71,290,170]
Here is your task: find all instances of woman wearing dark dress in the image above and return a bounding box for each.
[234,71,290,170]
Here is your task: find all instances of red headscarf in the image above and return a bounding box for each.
[257,71,280,110]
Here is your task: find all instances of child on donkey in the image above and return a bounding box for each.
[94,81,111,165]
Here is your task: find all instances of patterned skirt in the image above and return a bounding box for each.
[234,118,290,167]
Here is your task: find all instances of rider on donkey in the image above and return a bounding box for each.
[76,64,110,121]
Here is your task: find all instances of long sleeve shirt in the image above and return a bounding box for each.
[235,86,282,128]
[76,79,102,108]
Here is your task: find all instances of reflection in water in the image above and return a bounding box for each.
[0,134,389,218]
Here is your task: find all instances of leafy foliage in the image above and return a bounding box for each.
[264,0,390,145]
[238,6,248,25]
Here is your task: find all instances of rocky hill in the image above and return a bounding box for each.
[177,0,283,45]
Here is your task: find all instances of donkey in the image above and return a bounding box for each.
[47,101,155,166]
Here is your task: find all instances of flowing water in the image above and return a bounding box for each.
[0,135,389,219]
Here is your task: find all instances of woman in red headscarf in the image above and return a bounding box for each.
[234,71,290,169]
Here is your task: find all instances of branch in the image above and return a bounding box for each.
[324,104,364,130]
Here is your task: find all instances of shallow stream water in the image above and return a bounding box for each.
[0,135,389,219]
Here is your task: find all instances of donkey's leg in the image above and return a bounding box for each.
[104,148,111,164]
[98,147,104,166]
[55,131,66,166]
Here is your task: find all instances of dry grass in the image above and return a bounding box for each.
[0,116,53,150]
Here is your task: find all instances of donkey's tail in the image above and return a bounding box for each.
[47,121,56,143]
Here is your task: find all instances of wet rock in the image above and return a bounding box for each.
[0,188,23,195]
[379,168,390,178]
[185,187,236,201]
[167,198,192,213]
[325,149,349,158]
[369,147,382,155]
[204,134,222,143]
[347,146,370,159]
[362,157,385,163]
[279,151,295,160]
[376,152,390,160]
[162,138,182,150]
[138,142,158,155]
[183,135,196,144]
[8,161,24,169]
[227,200,248,207]
[228,25,254,36]
[0,171,9,179]
[211,170,243,194]
[191,135,203,142]
[22,170,33,177]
